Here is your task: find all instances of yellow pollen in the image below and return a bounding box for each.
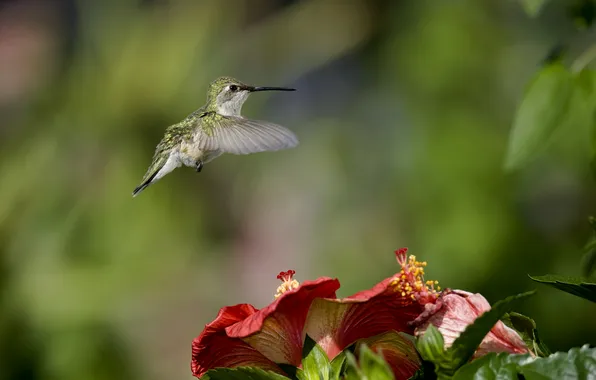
[390,250,441,302]
[274,279,299,299]
[274,271,300,299]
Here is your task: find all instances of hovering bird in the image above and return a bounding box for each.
[132,76,298,197]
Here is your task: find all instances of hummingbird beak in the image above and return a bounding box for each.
[249,86,296,92]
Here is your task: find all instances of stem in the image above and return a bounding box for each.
[571,45,596,73]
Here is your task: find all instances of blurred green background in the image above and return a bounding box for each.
[1,0,595,379]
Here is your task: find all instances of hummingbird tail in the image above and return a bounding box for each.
[132,183,149,197]
[132,172,158,197]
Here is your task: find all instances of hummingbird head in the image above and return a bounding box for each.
[207,76,295,116]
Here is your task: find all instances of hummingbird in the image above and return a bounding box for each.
[132,76,298,197]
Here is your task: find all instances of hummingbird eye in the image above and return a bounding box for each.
[229,85,238,92]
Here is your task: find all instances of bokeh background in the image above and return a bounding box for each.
[1,0,595,379]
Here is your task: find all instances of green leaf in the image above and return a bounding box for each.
[416,325,447,364]
[329,350,347,380]
[344,344,395,380]
[358,344,394,380]
[519,0,549,17]
[556,69,596,170]
[343,351,364,380]
[452,345,596,380]
[452,352,534,380]
[522,344,596,379]
[297,335,331,380]
[569,70,596,180]
[502,312,551,357]
[447,291,536,369]
[202,366,290,380]
[504,63,575,171]
[529,274,596,303]
[416,325,455,379]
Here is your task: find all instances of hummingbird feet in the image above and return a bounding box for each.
[196,161,203,173]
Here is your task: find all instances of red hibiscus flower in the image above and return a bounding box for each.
[191,273,339,377]
[191,248,438,379]
[410,289,532,358]
[301,248,439,378]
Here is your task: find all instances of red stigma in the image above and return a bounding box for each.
[277,270,296,282]
[395,247,409,266]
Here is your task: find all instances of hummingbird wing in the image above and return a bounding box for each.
[200,115,298,155]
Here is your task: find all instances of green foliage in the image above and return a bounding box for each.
[519,0,550,17]
[504,64,576,171]
[502,312,551,357]
[453,353,530,380]
[279,336,350,380]
[529,274,596,303]
[573,70,596,168]
[297,335,332,380]
[416,291,535,378]
[521,345,596,379]
[202,367,290,380]
[582,216,596,277]
[417,305,595,379]
[416,325,452,378]
[281,337,391,380]
[504,60,596,173]
[329,351,348,380]
[452,345,596,379]
[344,344,394,380]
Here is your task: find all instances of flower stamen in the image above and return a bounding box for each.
[389,248,439,305]
[274,270,300,299]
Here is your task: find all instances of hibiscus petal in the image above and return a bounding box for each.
[206,304,259,330]
[412,290,531,358]
[226,277,340,366]
[415,290,478,346]
[304,276,423,361]
[303,299,350,359]
[192,335,286,378]
[476,322,530,357]
[461,292,530,357]
[344,277,406,302]
[191,304,284,378]
[356,331,421,380]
